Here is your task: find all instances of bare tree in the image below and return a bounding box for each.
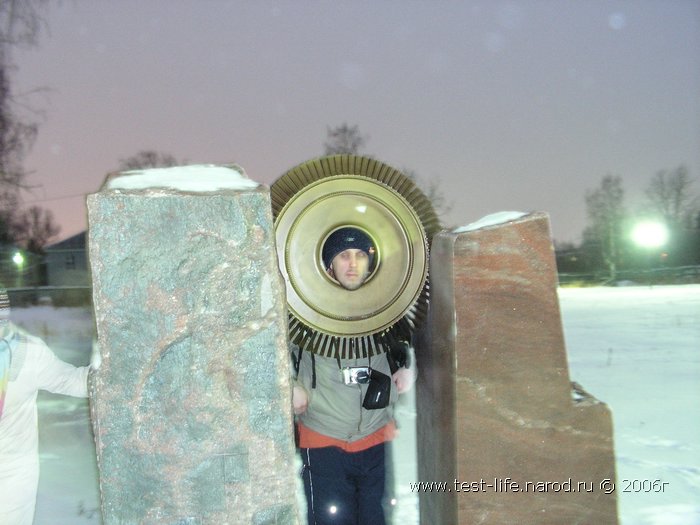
[644,165,697,228]
[323,123,367,155]
[0,67,37,205]
[322,124,450,224]
[0,0,46,48]
[403,167,452,225]
[584,174,626,279]
[0,0,47,207]
[118,150,180,170]
[0,207,12,243]
[12,204,59,253]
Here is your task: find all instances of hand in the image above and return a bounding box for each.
[90,339,102,371]
[392,367,415,394]
[292,385,308,415]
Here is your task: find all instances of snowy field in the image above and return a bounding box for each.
[8,284,699,525]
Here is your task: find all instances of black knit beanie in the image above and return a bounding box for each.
[322,227,375,269]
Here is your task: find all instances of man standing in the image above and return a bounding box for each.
[292,228,415,525]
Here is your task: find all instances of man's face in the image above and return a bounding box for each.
[329,248,370,290]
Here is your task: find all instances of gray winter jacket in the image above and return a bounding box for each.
[293,346,399,442]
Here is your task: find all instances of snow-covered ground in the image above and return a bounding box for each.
[8,284,699,524]
[558,285,700,525]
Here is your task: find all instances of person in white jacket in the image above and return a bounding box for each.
[0,290,90,525]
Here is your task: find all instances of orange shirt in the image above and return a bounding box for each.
[297,421,396,452]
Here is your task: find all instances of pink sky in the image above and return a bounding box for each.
[13,0,700,244]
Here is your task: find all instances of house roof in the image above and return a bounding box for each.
[46,231,86,250]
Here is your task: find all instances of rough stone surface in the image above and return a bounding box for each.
[416,212,618,524]
[87,178,301,524]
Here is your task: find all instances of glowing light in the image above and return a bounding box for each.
[608,12,627,30]
[631,221,669,248]
[390,498,398,506]
[329,505,338,514]
[12,252,24,266]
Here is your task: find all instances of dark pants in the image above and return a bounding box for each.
[300,443,386,525]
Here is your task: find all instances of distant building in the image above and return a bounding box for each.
[44,231,90,286]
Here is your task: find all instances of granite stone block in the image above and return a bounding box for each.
[87,166,301,524]
[416,212,618,524]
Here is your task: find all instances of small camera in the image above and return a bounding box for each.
[342,366,371,385]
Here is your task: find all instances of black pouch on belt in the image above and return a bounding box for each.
[362,368,391,410]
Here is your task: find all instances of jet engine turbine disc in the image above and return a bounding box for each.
[271,155,440,358]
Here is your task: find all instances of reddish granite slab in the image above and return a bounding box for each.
[416,212,618,524]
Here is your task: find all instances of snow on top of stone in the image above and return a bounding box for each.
[106,164,259,192]
[452,211,528,233]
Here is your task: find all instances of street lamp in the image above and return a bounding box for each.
[631,221,669,249]
[631,221,669,281]
[12,251,24,267]
[12,251,24,288]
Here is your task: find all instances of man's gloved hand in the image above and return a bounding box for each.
[292,385,309,415]
[392,367,415,394]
